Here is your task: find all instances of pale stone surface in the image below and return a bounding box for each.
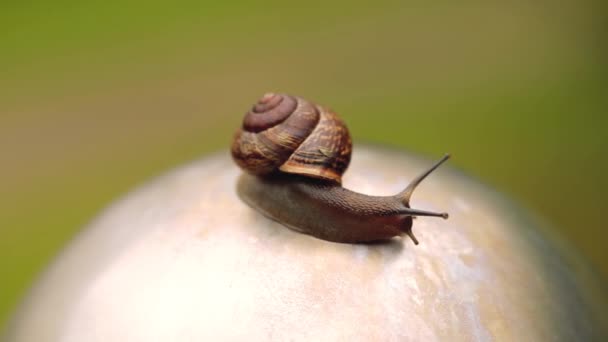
[6,146,608,341]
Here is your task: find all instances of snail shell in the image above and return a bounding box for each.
[231,93,352,183]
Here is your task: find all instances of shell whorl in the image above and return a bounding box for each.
[231,93,352,183]
[242,93,297,133]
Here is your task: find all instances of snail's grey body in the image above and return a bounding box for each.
[237,173,412,243]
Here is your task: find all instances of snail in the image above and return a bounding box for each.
[231,93,449,244]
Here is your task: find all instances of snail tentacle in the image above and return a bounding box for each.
[398,154,450,204]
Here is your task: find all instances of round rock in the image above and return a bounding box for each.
[6,146,607,341]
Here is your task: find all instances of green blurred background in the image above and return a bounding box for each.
[1,0,606,330]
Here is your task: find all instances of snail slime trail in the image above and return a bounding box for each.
[232,93,449,244]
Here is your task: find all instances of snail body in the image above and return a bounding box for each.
[232,93,449,244]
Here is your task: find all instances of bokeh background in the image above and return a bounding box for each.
[1,0,606,330]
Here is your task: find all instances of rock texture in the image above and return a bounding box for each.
[6,146,607,341]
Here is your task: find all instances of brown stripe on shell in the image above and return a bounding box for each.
[231,95,321,176]
[279,107,352,184]
[231,131,282,175]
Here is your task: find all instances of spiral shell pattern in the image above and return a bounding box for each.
[231,93,352,183]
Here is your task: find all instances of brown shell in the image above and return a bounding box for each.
[231,93,352,184]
